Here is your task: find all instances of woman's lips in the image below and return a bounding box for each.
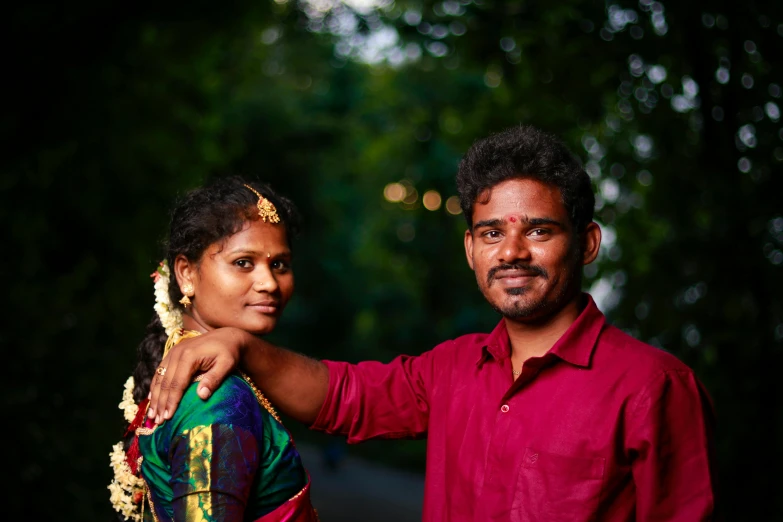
[247,302,279,314]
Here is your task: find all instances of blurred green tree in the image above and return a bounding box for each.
[293,1,783,517]
[5,0,781,519]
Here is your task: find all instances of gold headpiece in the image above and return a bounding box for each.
[243,184,281,223]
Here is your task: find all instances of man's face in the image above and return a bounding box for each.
[464,178,599,322]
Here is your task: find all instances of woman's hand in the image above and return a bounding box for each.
[148,327,248,424]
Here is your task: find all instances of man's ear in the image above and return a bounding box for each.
[581,222,602,266]
[173,254,197,294]
[464,229,475,271]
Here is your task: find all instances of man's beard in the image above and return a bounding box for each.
[483,261,580,321]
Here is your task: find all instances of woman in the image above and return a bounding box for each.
[108,176,318,522]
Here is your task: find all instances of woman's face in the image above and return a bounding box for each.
[176,218,294,335]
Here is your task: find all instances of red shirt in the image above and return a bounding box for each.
[312,295,717,521]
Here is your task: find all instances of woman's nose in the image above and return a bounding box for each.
[253,266,279,293]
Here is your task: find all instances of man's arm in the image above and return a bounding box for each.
[627,369,718,521]
[148,327,328,425]
[310,354,433,442]
[148,327,437,442]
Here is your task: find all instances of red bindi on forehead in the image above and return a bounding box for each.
[509,216,517,222]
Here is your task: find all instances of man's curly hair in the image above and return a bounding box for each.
[457,125,594,232]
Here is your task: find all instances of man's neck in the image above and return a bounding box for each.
[504,294,584,363]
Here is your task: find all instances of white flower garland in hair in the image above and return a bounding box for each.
[119,376,139,424]
[151,260,184,336]
[108,442,144,522]
[109,260,184,520]
[109,377,145,520]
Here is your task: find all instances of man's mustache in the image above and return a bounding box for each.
[487,263,549,285]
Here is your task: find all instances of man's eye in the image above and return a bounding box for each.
[528,228,552,239]
[484,230,502,239]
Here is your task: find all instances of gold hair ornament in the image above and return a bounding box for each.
[243,184,281,223]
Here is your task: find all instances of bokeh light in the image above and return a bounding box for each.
[397,222,415,242]
[402,184,419,205]
[383,182,405,202]
[445,196,462,215]
[422,190,442,210]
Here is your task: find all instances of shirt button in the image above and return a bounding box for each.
[500,404,510,413]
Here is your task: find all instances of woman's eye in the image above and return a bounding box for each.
[235,259,253,268]
[271,260,290,272]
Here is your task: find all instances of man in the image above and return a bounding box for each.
[149,125,717,521]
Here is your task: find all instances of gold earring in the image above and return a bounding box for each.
[180,285,193,307]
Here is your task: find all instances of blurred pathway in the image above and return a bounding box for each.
[296,443,425,522]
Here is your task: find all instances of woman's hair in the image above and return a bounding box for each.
[129,175,301,401]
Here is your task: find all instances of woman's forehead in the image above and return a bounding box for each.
[208,219,289,256]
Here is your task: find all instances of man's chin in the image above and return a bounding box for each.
[491,294,550,321]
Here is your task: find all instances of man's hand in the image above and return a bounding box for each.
[148,327,247,424]
[148,327,329,426]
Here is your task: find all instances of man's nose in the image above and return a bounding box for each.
[499,235,531,263]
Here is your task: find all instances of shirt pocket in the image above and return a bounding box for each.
[511,447,605,522]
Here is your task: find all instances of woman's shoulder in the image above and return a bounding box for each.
[173,373,264,433]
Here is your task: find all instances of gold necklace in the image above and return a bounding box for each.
[512,368,521,376]
[163,328,202,358]
[239,371,282,424]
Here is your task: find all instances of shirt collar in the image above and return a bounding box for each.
[549,294,605,367]
[477,320,512,367]
[477,293,606,369]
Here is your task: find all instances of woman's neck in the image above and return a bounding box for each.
[181,313,210,334]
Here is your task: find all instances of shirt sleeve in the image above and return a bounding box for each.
[311,347,442,443]
[626,369,718,521]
